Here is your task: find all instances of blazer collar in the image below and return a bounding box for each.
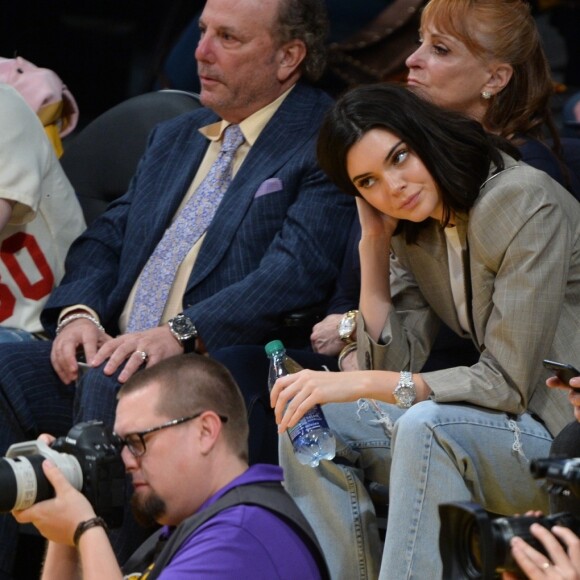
[408,217,475,338]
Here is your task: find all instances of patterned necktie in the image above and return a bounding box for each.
[127,124,245,332]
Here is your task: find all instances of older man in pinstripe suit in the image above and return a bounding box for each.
[0,0,354,577]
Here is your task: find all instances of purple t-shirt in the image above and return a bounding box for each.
[155,464,321,579]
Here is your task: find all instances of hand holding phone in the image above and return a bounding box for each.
[76,349,90,371]
[543,359,580,389]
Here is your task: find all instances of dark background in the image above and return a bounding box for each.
[0,0,206,123]
[1,1,578,129]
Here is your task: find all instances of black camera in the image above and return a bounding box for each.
[0,420,125,527]
[530,456,580,499]
[439,456,580,579]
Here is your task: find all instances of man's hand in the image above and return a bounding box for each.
[311,314,344,356]
[51,319,113,385]
[12,460,96,546]
[91,325,184,383]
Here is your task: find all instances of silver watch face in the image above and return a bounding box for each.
[171,315,197,340]
[394,385,416,409]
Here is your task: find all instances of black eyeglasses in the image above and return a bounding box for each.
[117,412,228,458]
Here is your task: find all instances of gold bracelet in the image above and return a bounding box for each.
[338,342,358,371]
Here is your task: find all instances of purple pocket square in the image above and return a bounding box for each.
[254,178,283,198]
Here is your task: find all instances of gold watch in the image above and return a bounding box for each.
[338,310,358,343]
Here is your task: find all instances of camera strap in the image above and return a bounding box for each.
[122,481,330,580]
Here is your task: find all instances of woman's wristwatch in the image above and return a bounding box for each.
[393,371,416,408]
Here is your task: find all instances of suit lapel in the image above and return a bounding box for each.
[185,84,326,291]
[129,117,212,267]
[456,216,478,343]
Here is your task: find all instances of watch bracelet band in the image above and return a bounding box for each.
[394,370,416,408]
[182,336,198,354]
[169,330,197,353]
[73,516,109,547]
[399,370,413,385]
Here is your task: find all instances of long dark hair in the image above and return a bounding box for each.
[317,83,519,241]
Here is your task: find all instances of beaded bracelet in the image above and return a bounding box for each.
[56,312,105,335]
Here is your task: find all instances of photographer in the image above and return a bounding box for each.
[11,354,327,579]
[502,373,580,579]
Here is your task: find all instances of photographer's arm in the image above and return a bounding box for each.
[12,461,123,580]
[41,530,121,580]
[42,543,79,580]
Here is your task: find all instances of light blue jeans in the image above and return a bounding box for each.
[280,400,553,580]
[0,327,37,342]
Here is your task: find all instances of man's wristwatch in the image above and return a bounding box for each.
[393,371,416,409]
[338,310,358,343]
[168,314,198,353]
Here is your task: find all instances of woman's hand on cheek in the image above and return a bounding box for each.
[356,197,398,239]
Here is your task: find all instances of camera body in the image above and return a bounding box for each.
[0,420,125,527]
[439,502,580,579]
[530,456,580,499]
[439,456,580,580]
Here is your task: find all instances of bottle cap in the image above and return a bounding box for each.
[265,340,285,357]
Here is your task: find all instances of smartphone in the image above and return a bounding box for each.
[76,349,90,371]
[543,359,580,389]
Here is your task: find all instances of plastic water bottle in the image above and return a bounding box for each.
[265,340,336,467]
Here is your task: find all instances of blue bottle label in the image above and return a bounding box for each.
[288,406,329,442]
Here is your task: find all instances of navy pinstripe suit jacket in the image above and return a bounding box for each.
[42,82,355,350]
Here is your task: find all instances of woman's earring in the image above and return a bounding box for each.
[481,90,492,100]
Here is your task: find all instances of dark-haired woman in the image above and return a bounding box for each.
[270,83,580,580]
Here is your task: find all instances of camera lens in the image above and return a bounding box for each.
[466,520,483,572]
[0,455,54,512]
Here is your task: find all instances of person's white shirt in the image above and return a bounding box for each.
[0,84,85,334]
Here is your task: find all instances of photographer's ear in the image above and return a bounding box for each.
[197,411,224,455]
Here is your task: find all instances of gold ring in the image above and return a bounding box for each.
[542,561,551,570]
[135,350,148,363]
